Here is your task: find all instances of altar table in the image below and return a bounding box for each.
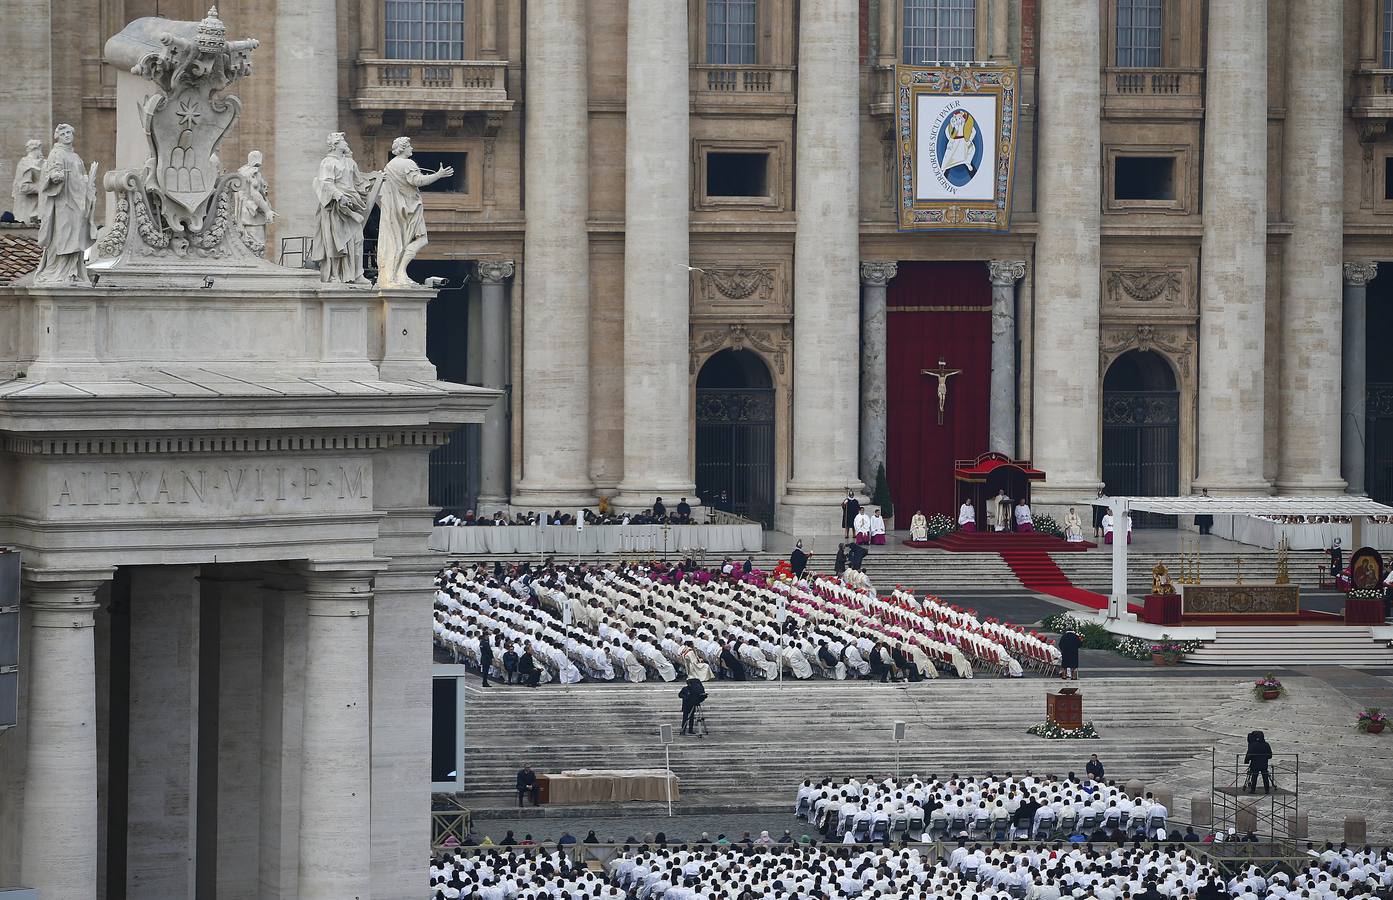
[1180,583,1300,616]
[538,769,679,805]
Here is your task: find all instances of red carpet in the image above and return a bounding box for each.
[997,548,1141,613]
[909,532,1095,553]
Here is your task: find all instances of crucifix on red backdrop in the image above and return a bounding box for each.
[920,357,962,425]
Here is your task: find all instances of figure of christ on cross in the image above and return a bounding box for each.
[921,357,962,425]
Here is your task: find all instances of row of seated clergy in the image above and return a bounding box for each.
[852,509,887,545]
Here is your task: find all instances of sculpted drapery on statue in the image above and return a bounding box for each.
[35,124,99,286]
[312,133,378,285]
[235,150,275,255]
[11,139,45,225]
[376,136,453,288]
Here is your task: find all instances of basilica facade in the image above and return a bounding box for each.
[7,0,1393,532]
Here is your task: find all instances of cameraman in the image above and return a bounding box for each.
[678,677,706,735]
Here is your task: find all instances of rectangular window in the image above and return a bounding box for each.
[707,0,757,65]
[1116,0,1163,68]
[1385,0,1393,68]
[706,152,770,197]
[1114,156,1175,201]
[385,0,466,60]
[1385,156,1393,201]
[902,0,976,65]
[412,151,468,193]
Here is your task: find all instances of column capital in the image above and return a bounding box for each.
[987,259,1028,286]
[477,259,516,284]
[860,261,898,286]
[22,569,112,615]
[1344,260,1380,287]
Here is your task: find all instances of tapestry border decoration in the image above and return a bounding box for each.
[895,65,1018,232]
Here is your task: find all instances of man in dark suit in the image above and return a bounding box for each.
[516,766,538,806]
[847,542,868,572]
[719,643,747,681]
[518,649,541,688]
[676,498,691,521]
[479,630,494,687]
[653,497,666,519]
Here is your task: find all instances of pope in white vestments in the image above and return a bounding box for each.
[1064,508,1084,542]
[958,501,976,533]
[991,490,1013,532]
[910,511,930,542]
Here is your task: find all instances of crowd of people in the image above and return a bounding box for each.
[439,497,700,528]
[431,561,1061,688]
[428,840,1393,899]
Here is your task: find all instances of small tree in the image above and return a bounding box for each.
[871,461,894,519]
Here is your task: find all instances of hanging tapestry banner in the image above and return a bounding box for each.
[895,65,1018,232]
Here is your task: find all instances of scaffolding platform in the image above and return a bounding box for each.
[1210,748,1300,846]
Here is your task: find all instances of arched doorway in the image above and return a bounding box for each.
[1102,350,1179,528]
[695,349,776,525]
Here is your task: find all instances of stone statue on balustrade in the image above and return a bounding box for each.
[34,124,99,286]
[375,136,453,288]
[235,150,275,256]
[10,139,45,225]
[311,133,379,285]
[93,6,264,268]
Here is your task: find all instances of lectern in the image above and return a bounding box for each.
[1046,687,1083,730]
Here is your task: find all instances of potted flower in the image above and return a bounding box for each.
[1252,674,1284,701]
[1356,707,1387,734]
[1149,636,1186,666]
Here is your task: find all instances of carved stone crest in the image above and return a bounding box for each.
[690,324,789,375]
[1106,269,1183,305]
[700,267,775,302]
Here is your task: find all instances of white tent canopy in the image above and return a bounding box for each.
[1088,495,1393,619]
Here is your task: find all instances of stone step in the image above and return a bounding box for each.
[1185,625,1393,667]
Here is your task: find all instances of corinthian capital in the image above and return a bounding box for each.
[860,261,898,286]
[1343,261,1379,287]
[987,259,1027,286]
[477,260,516,284]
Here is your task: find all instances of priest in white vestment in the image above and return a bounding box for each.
[910,510,930,541]
[1064,507,1084,542]
[958,500,977,533]
[680,645,713,681]
[1014,502,1034,532]
[1102,512,1131,544]
[853,510,871,544]
[991,490,1013,532]
[869,508,887,545]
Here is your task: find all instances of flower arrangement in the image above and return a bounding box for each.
[1252,674,1284,700]
[1034,514,1064,539]
[1149,634,1200,665]
[1114,636,1152,661]
[1027,721,1100,739]
[1356,707,1387,734]
[925,512,958,539]
[1042,612,1087,634]
[1347,587,1384,599]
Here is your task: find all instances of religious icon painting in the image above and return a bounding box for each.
[895,65,1019,232]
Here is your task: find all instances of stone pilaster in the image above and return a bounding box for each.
[19,571,111,900]
[297,567,376,900]
[987,260,1026,456]
[1196,0,1272,495]
[989,0,1011,62]
[477,260,514,509]
[877,0,898,66]
[1276,0,1346,494]
[859,262,897,489]
[780,0,862,534]
[514,0,596,507]
[614,0,695,509]
[1031,0,1101,509]
[1343,262,1380,495]
[273,0,338,252]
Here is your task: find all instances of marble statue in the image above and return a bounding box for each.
[375,136,453,288]
[97,6,262,264]
[34,124,98,286]
[10,140,44,225]
[235,150,275,255]
[311,132,378,285]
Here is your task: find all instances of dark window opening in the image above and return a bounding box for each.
[1385,156,1393,201]
[706,152,769,197]
[412,151,468,193]
[432,677,459,783]
[1114,156,1175,201]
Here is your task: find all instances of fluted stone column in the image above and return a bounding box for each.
[1277,0,1346,494]
[988,260,1026,456]
[515,0,595,507]
[1031,0,1101,508]
[477,260,514,509]
[781,0,862,533]
[860,262,897,488]
[1196,0,1271,494]
[614,0,695,509]
[19,572,110,900]
[274,0,338,251]
[1343,262,1380,494]
[297,568,375,900]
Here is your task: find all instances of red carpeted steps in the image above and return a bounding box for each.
[917,532,1095,553]
[997,548,1137,613]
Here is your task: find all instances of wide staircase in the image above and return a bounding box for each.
[458,677,1220,812]
[1186,625,1393,667]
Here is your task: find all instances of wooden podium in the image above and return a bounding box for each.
[1046,687,1083,730]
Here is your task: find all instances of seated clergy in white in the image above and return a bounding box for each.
[1104,511,1133,545]
[910,509,930,541]
[958,500,976,533]
[853,509,871,544]
[869,508,887,545]
[1014,502,1034,532]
